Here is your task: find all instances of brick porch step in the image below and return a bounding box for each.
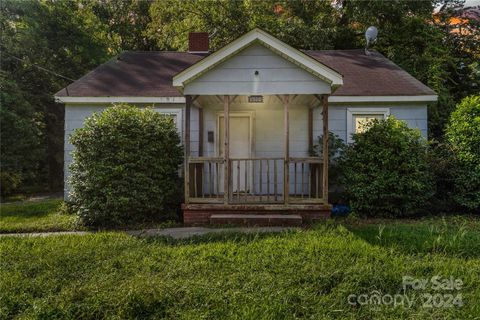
[210,214,303,226]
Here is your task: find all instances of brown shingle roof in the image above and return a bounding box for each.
[56,52,206,97]
[305,49,435,96]
[56,49,435,97]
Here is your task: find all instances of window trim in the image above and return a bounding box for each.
[153,108,183,137]
[346,107,390,143]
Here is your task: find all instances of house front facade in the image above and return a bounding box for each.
[56,29,437,225]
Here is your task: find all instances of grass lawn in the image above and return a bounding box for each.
[1,217,479,319]
[0,199,79,233]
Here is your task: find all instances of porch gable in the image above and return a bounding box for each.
[173,28,343,95]
[181,43,333,95]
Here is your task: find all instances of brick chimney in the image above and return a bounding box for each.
[188,32,209,53]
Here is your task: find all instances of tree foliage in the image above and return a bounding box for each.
[0,0,110,195]
[0,72,43,195]
[69,105,183,227]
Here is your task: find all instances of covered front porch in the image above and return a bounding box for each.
[182,94,332,225]
[173,29,343,224]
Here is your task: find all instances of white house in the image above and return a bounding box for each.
[55,29,437,225]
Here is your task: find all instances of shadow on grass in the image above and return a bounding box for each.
[0,200,63,218]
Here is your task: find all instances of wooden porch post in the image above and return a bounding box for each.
[283,95,290,204]
[308,106,316,197]
[196,107,204,196]
[223,95,230,204]
[322,95,329,202]
[198,108,204,156]
[184,95,192,204]
[308,107,313,154]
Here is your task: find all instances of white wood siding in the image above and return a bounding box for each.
[63,103,190,199]
[184,44,331,95]
[63,100,427,199]
[201,102,428,158]
[324,103,428,142]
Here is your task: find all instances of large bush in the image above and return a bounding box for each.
[339,117,433,218]
[426,141,458,213]
[446,95,480,211]
[69,105,183,227]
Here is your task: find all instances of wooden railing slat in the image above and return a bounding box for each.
[187,156,324,204]
[259,159,263,202]
[274,160,278,202]
[236,160,240,200]
[193,164,197,198]
[267,160,270,202]
[244,160,248,203]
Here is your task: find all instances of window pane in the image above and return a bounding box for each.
[165,114,177,126]
[154,109,181,134]
[354,114,383,133]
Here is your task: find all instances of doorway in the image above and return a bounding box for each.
[218,113,253,193]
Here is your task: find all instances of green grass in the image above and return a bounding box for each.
[0,199,180,233]
[0,199,79,233]
[1,217,479,319]
[343,216,480,258]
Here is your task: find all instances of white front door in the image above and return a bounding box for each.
[219,114,251,193]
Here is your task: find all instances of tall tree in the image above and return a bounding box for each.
[86,0,156,52]
[147,0,338,51]
[0,0,109,193]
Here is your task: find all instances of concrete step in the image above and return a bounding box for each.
[210,214,303,226]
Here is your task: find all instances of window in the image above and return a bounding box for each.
[153,108,183,136]
[347,108,390,142]
[353,114,384,133]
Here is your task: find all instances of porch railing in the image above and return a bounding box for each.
[187,157,324,204]
[188,157,224,203]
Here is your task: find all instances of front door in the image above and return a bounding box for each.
[219,114,251,193]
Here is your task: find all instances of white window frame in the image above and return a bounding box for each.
[346,107,390,143]
[153,108,183,138]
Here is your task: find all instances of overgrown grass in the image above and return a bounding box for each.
[1,217,479,319]
[0,199,78,233]
[344,216,480,258]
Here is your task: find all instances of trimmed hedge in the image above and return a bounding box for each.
[339,117,434,217]
[69,105,183,227]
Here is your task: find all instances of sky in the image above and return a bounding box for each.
[465,0,480,6]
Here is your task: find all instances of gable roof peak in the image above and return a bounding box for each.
[173,28,343,90]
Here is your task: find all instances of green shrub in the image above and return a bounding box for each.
[339,117,434,218]
[69,105,183,227]
[0,171,22,197]
[446,95,480,211]
[426,141,459,212]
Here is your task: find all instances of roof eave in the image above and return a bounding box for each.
[329,95,438,103]
[54,96,187,104]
